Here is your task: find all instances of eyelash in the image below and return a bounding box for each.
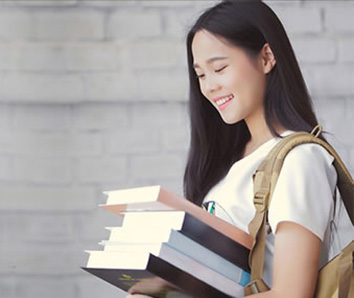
[196,66,227,79]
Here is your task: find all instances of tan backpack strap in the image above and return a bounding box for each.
[245,126,354,294]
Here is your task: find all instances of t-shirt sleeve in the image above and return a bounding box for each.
[268,143,337,241]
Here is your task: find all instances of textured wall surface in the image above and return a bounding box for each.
[0,1,353,298]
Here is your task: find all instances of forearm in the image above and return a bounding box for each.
[247,289,281,298]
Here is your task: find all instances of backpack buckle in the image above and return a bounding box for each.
[253,189,269,212]
[244,278,270,295]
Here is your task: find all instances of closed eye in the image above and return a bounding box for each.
[215,66,227,73]
[195,66,227,79]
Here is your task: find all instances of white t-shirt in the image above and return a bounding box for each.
[203,130,353,287]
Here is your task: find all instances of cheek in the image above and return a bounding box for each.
[239,67,266,98]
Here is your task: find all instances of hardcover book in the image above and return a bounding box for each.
[84,243,244,297]
[82,185,252,297]
[105,210,251,273]
[101,185,253,249]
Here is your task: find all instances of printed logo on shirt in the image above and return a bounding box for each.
[202,201,215,214]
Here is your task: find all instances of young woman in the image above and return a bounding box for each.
[128,1,353,297]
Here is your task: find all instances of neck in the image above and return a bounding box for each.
[243,114,285,158]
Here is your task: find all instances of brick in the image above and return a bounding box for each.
[131,154,185,179]
[17,278,76,298]
[0,11,33,41]
[77,208,123,242]
[0,131,103,157]
[291,37,336,63]
[159,179,185,197]
[35,132,103,157]
[1,213,75,243]
[0,276,16,298]
[0,104,11,131]
[164,9,199,40]
[321,130,349,160]
[1,244,84,274]
[13,105,71,131]
[129,41,179,69]
[65,132,104,156]
[0,43,120,72]
[34,11,105,41]
[130,102,186,127]
[137,71,188,101]
[64,43,120,71]
[323,118,354,146]
[312,98,346,123]
[0,73,85,102]
[325,6,354,33]
[347,98,354,120]
[13,157,72,183]
[0,186,97,211]
[0,156,11,181]
[0,44,21,70]
[162,125,189,152]
[25,214,74,243]
[0,0,77,6]
[106,129,160,154]
[76,157,127,183]
[268,6,322,34]
[309,65,354,97]
[108,11,162,40]
[0,213,24,243]
[141,1,193,8]
[78,275,125,298]
[72,103,129,130]
[80,0,137,7]
[193,0,221,10]
[20,44,65,71]
[338,39,354,62]
[84,72,138,101]
[0,132,15,154]
[174,43,189,70]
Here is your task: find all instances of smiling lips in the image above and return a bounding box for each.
[214,94,234,109]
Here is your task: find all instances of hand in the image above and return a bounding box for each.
[127,276,180,298]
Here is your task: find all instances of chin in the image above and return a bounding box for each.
[220,114,241,125]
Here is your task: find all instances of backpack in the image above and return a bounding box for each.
[244,125,354,297]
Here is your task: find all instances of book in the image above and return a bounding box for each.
[82,266,193,298]
[103,210,251,275]
[84,243,244,297]
[101,185,253,250]
[83,185,253,297]
[101,227,250,286]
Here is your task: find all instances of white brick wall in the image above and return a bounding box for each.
[108,10,162,39]
[0,1,353,298]
[34,10,105,41]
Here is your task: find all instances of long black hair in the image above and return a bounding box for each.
[184,0,321,205]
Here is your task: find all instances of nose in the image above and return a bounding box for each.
[204,76,221,94]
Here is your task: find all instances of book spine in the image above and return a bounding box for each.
[147,255,233,298]
[167,230,250,286]
[180,213,251,272]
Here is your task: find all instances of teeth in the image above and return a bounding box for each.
[216,95,234,106]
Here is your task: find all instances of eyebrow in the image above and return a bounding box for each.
[193,56,229,69]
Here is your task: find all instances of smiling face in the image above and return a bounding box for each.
[191,29,269,126]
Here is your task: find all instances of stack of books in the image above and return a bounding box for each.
[82,185,253,298]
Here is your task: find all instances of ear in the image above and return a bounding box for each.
[261,43,276,74]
